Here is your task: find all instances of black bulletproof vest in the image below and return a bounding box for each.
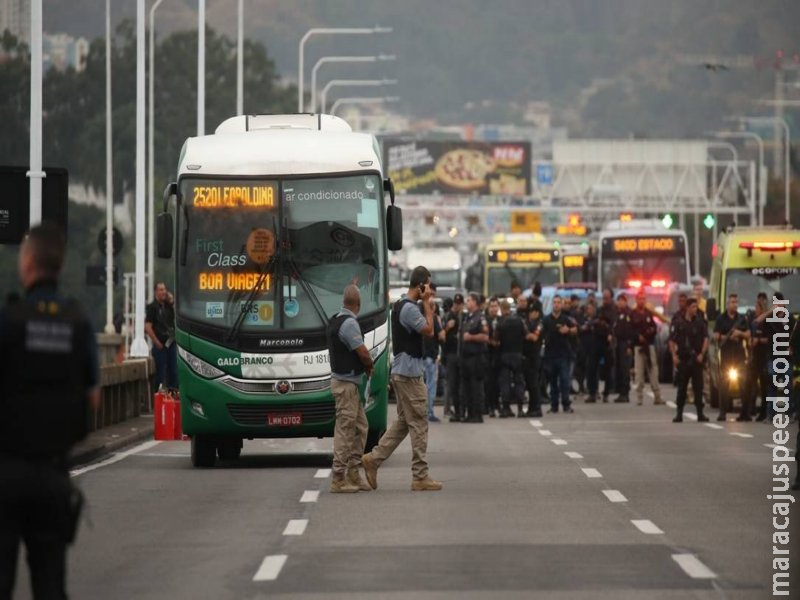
[327,313,365,377]
[1,297,90,459]
[391,298,423,359]
[498,314,525,355]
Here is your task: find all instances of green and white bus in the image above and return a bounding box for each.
[156,114,402,467]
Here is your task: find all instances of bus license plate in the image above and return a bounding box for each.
[267,413,302,426]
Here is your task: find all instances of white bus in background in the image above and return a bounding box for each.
[405,246,463,298]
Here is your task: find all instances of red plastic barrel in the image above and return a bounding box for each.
[154,391,182,440]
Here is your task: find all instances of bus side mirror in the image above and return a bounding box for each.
[385,178,402,251]
[156,213,174,259]
[706,298,718,320]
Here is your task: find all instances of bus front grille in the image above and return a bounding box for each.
[220,377,331,395]
[227,401,335,426]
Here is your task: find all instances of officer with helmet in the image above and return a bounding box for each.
[0,222,100,599]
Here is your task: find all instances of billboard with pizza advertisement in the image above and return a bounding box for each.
[382,140,531,195]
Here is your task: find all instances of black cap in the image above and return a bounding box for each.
[453,293,464,304]
[529,299,543,313]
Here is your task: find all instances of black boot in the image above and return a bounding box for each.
[673,412,683,423]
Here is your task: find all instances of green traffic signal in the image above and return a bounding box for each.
[661,213,674,229]
[703,214,715,230]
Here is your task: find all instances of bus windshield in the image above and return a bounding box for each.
[429,269,461,288]
[177,175,386,332]
[725,268,800,312]
[601,256,688,290]
[487,265,560,296]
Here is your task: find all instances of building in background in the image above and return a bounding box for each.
[0,0,30,45]
[43,33,89,72]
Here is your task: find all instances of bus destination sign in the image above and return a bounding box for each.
[192,183,277,209]
[489,249,558,263]
[611,237,677,253]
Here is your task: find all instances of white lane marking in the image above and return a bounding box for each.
[253,554,288,581]
[765,443,777,449]
[666,401,677,409]
[70,440,161,477]
[645,390,654,399]
[672,554,717,579]
[551,439,568,446]
[283,519,308,536]
[565,451,583,459]
[684,413,698,421]
[136,452,191,458]
[300,490,320,503]
[730,432,754,438]
[632,519,664,535]
[538,430,552,437]
[602,490,628,503]
[581,468,602,479]
[529,420,543,428]
[314,469,332,478]
[704,423,724,430]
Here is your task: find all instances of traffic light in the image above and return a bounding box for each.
[703,213,716,230]
[661,213,675,229]
[619,212,633,222]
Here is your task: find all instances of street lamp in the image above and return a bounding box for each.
[297,26,392,112]
[28,0,43,226]
[728,116,791,224]
[148,0,165,303]
[320,78,397,113]
[104,0,115,333]
[709,131,766,225]
[310,54,395,113]
[237,0,244,115]
[330,96,399,116]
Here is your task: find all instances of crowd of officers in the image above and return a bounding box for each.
[423,283,799,425]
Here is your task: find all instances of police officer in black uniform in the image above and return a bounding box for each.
[598,288,618,401]
[460,293,489,423]
[523,300,544,417]
[670,298,710,422]
[484,297,502,417]
[581,302,609,403]
[612,293,634,403]
[0,223,100,599]
[713,294,750,421]
[443,294,465,421]
[496,300,528,417]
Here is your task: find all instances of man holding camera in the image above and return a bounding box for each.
[362,267,442,491]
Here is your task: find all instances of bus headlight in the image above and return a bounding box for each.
[727,367,738,382]
[178,347,224,379]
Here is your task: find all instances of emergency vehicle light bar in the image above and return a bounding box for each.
[739,241,800,256]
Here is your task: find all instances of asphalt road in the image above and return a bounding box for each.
[12,386,800,599]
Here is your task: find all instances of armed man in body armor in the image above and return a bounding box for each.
[496,300,529,418]
[460,293,490,423]
[484,297,502,418]
[631,290,664,406]
[612,293,634,403]
[714,294,751,422]
[523,300,544,417]
[0,223,100,599]
[327,285,374,493]
[443,294,465,421]
[362,266,441,491]
[669,297,710,423]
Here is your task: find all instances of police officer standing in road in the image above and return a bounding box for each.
[460,293,490,423]
[631,290,664,406]
[0,223,100,599]
[523,300,544,417]
[581,302,609,403]
[670,298,710,423]
[484,297,501,418]
[749,293,770,421]
[598,288,618,401]
[327,285,374,493]
[612,293,634,403]
[542,296,578,413]
[443,294,465,421]
[714,294,750,422]
[362,267,442,491]
[496,300,528,418]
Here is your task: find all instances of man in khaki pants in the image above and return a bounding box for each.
[362,266,442,491]
[327,286,375,493]
[631,290,663,405]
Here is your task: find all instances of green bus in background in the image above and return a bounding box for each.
[156,114,402,467]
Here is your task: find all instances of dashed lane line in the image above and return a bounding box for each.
[672,554,717,579]
[253,555,288,582]
[70,440,161,477]
[565,451,583,459]
[314,469,331,478]
[730,432,754,439]
[602,490,628,503]
[538,429,552,437]
[551,439,568,446]
[581,468,603,479]
[704,423,724,430]
[529,420,543,428]
[300,490,320,503]
[631,519,664,535]
[282,519,308,536]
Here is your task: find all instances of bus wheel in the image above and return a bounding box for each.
[191,435,217,467]
[217,439,242,461]
[365,429,385,453]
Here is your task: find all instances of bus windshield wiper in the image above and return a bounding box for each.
[225,254,277,343]
[282,217,329,327]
